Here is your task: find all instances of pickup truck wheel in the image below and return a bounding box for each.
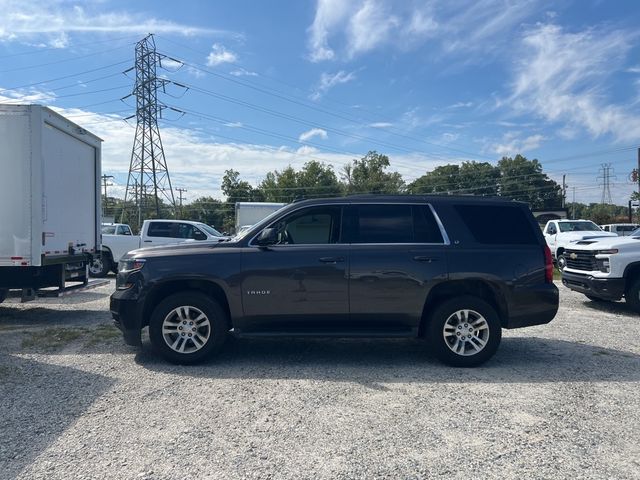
[556,254,567,271]
[624,278,640,313]
[149,292,228,364]
[0,289,7,304]
[89,255,111,277]
[427,296,501,367]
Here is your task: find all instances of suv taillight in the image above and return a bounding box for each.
[543,245,553,283]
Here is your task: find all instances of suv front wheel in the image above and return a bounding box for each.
[149,292,228,364]
[427,296,502,367]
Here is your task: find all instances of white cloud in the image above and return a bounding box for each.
[206,44,237,67]
[0,2,236,42]
[230,68,258,77]
[489,132,545,156]
[306,0,535,62]
[299,128,328,142]
[447,101,473,109]
[346,0,399,58]
[307,0,351,62]
[368,122,393,128]
[310,70,356,100]
[506,23,640,142]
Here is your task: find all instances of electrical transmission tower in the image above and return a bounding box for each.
[121,34,176,225]
[597,163,616,205]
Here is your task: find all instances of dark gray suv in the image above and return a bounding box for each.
[110,196,558,367]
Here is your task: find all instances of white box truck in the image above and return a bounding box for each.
[235,202,286,233]
[0,105,103,302]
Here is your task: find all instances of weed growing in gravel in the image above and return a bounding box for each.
[22,328,84,351]
[85,324,121,346]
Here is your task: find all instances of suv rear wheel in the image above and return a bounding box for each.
[427,296,502,367]
[149,292,228,364]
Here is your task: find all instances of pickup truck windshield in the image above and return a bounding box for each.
[198,224,224,237]
[558,221,601,232]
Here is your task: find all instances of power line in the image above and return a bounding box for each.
[0,44,134,74]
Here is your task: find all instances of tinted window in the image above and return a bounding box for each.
[117,225,132,235]
[413,205,444,243]
[455,205,538,245]
[147,222,176,238]
[351,204,444,244]
[270,206,341,245]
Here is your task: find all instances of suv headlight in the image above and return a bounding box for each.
[118,258,146,273]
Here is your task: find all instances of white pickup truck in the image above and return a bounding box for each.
[543,219,617,270]
[89,220,227,277]
[561,228,640,311]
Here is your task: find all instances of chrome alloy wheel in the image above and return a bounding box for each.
[442,309,490,356]
[162,305,211,354]
[89,258,105,275]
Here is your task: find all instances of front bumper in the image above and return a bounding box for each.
[561,271,625,300]
[110,289,144,346]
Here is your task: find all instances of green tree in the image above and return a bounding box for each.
[407,161,499,196]
[221,169,262,203]
[498,154,562,209]
[343,151,405,194]
[181,196,228,231]
[258,161,342,202]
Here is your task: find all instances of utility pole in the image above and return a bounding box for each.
[101,174,114,217]
[561,174,566,209]
[572,187,576,219]
[121,34,176,224]
[176,187,187,217]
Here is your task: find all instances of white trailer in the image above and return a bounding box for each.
[235,202,286,232]
[0,105,103,302]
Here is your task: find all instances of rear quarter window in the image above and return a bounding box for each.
[454,205,538,245]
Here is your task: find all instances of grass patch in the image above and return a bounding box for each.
[85,323,121,346]
[22,328,84,351]
[553,269,562,281]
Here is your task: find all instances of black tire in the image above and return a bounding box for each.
[0,289,7,304]
[556,254,567,271]
[624,278,640,313]
[584,294,609,303]
[426,296,502,367]
[89,254,111,278]
[149,292,228,364]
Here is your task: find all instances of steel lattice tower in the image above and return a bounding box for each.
[121,34,175,224]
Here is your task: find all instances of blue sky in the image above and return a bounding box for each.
[1,0,639,205]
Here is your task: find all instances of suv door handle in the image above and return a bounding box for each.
[319,256,344,264]
[413,256,438,262]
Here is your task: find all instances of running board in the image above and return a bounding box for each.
[231,329,417,339]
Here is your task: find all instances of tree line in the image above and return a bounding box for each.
[105,150,627,233]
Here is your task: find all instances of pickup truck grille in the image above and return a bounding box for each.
[564,249,597,271]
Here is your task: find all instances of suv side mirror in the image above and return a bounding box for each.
[256,228,277,246]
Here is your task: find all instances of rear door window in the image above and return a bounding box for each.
[455,205,538,245]
[351,204,444,244]
[147,222,176,238]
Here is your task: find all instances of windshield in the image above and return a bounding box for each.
[198,224,224,237]
[231,205,289,241]
[101,226,116,234]
[558,221,601,232]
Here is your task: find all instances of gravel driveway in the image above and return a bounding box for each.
[1,279,639,479]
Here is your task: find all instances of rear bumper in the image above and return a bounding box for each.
[505,283,559,329]
[110,290,143,346]
[561,271,625,300]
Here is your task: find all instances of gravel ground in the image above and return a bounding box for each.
[1,279,639,480]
